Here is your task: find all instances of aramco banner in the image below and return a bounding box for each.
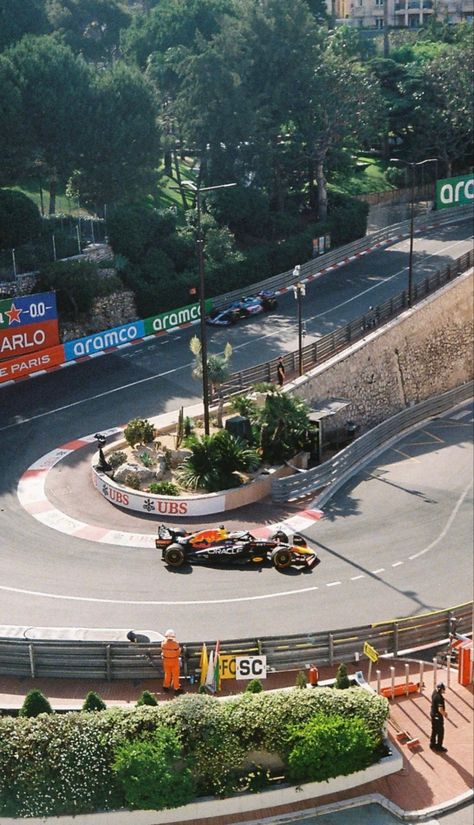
[0,292,59,361]
[436,174,474,210]
[144,299,212,336]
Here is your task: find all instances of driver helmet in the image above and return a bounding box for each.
[165,629,176,639]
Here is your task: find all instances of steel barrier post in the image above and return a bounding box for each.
[393,623,399,656]
[376,669,381,694]
[419,660,424,693]
[405,662,410,695]
[106,645,112,681]
[329,633,334,666]
[433,656,438,688]
[446,655,451,689]
[390,666,395,700]
[28,644,36,678]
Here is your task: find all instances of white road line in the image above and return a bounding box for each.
[0,361,196,433]
[449,409,472,420]
[350,575,365,580]
[305,237,472,322]
[326,581,341,587]
[408,479,473,560]
[0,583,319,606]
[392,561,404,567]
[371,568,385,574]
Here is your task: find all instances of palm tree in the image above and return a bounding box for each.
[190,336,232,427]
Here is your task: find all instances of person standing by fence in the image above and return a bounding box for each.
[430,682,448,752]
[277,356,285,387]
[161,629,182,694]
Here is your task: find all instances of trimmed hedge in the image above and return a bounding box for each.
[0,688,389,818]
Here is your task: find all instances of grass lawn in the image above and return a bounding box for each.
[11,180,93,217]
[154,156,199,212]
[329,155,395,196]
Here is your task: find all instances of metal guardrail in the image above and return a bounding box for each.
[0,603,470,681]
[216,246,474,398]
[211,204,472,312]
[272,381,474,503]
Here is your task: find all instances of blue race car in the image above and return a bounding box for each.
[207,290,278,326]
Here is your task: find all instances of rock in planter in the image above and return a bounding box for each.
[167,448,192,469]
[114,462,156,485]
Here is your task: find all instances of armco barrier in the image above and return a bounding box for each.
[0,603,470,681]
[217,248,474,398]
[271,381,474,503]
[210,204,472,311]
[0,205,470,386]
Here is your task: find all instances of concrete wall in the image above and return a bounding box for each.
[293,271,474,435]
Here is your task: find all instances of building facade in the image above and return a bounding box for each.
[334,0,474,27]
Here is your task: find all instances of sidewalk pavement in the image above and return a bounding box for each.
[1,659,472,820]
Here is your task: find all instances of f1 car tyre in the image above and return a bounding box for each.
[292,534,307,547]
[271,546,292,570]
[164,544,185,567]
[270,530,289,543]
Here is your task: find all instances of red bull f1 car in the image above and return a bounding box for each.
[155,524,320,571]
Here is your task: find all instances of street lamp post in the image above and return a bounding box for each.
[390,158,438,307]
[182,180,236,435]
[292,265,306,377]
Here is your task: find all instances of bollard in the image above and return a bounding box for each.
[376,669,381,695]
[405,663,410,696]
[419,660,424,693]
[390,666,395,700]
[446,655,451,689]
[433,657,437,689]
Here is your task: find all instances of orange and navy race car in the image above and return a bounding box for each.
[155,524,320,571]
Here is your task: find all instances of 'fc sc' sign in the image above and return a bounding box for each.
[235,655,267,680]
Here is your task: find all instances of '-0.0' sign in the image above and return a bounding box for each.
[0,292,59,360]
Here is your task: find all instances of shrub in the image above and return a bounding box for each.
[286,714,374,782]
[177,430,260,492]
[19,690,53,717]
[0,189,41,249]
[148,481,179,496]
[36,259,101,320]
[295,671,307,689]
[112,726,195,810]
[124,418,155,448]
[123,472,140,490]
[335,663,350,690]
[138,451,153,468]
[82,692,107,712]
[136,691,158,707]
[245,679,263,694]
[108,451,127,469]
[0,689,389,817]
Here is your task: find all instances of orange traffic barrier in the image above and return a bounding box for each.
[380,681,419,698]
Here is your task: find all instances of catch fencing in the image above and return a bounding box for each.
[272,381,474,503]
[215,246,474,399]
[0,603,470,681]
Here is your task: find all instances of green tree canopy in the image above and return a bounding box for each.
[45,0,131,64]
[0,0,49,51]
[6,35,93,213]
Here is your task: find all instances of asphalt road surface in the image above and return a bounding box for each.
[0,218,472,640]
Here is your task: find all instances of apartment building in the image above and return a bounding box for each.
[339,0,474,28]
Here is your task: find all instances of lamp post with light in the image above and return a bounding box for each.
[292,265,306,377]
[390,158,438,307]
[181,180,236,435]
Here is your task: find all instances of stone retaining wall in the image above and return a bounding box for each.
[294,271,473,435]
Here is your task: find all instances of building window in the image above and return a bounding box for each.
[375,0,384,5]
[375,17,384,26]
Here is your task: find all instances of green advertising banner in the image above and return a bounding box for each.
[144,299,213,336]
[436,174,474,210]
